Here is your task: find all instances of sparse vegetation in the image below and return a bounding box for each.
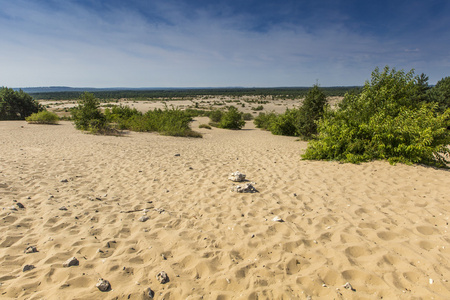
[253,84,327,138]
[71,93,201,137]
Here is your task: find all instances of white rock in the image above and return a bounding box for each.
[228,171,246,182]
[272,216,284,222]
[63,257,79,267]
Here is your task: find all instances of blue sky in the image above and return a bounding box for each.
[1,0,449,87]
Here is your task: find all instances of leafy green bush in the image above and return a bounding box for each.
[126,108,202,137]
[270,108,301,136]
[208,110,224,122]
[252,105,264,111]
[303,66,450,167]
[105,105,142,129]
[71,92,108,133]
[25,110,59,124]
[252,85,327,138]
[428,76,450,113]
[218,106,245,129]
[0,87,42,120]
[254,111,277,130]
[242,113,254,121]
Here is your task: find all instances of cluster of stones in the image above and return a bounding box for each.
[229,171,258,193]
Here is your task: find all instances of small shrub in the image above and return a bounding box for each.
[252,105,264,111]
[218,106,245,130]
[254,111,277,130]
[71,92,108,133]
[208,109,223,122]
[242,113,254,121]
[26,110,59,124]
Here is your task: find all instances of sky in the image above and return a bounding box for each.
[1,0,449,88]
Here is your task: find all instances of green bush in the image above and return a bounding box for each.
[242,113,254,121]
[303,66,450,167]
[252,105,264,111]
[208,110,224,123]
[252,85,327,138]
[71,92,108,133]
[218,106,245,130]
[428,76,450,113]
[0,87,42,120]
[126,108,202,137]
[25,110,59,124]
[254,111,278,130]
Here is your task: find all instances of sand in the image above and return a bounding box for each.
[0,118,450,299]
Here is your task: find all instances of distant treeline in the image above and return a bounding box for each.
[30,87,360,100]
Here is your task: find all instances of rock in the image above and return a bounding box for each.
[343,282,355,291]
[156,271,169,284]
[60,179,68,183]
[63,257,79,267]
[139,215,149,222]
[96,278,111,292]
[16,202,25,209]
[174,154,180,157]
[231,183,257,193]
[59,206,68,211]
[9,206,18,211]
[228,171,246,182]
[272,216,284,222]
[24,246,38,254]
[23,264,35,272]
[145,287,155,298]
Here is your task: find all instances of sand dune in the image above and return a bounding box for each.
[1,119,449,299]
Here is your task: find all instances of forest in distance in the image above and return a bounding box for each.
[27,86,360,100]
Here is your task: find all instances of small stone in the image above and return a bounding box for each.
[16,202,25,209]
[9,206,17,211]
[96,278,111,292]
[139,215,149,222]
[60,179,68,183]
[145,287,155,298]
[59,206,68,211]
[231,182,257,193]
[429,278,434,284]
[174,154,180,157]
[23,264,35,272]
[343,282,355,291]
[63,257,79,267]
[156,271,169,284]
[228,171,246,182]
[272,216,284,222]
[24,246,38,254]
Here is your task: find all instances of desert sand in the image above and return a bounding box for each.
[1,117,450,299]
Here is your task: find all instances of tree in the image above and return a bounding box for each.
[71,92,107,132]
[303,66,450,167]
[296,84,328,139]
[428,76,450,113]
[0,87,42,120]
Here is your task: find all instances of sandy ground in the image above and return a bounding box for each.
[0,117,450,299]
